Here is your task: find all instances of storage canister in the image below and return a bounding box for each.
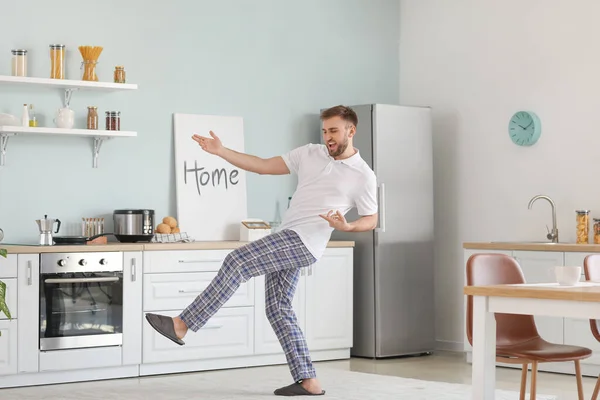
[49,44,65,79]
[576,210,590,244]
[11,49,27,77]
[105,111,121,131]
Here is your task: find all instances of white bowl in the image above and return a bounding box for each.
[554,266,581,286]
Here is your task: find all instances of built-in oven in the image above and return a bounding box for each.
[39,252,123,351]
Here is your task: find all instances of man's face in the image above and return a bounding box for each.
[322,116,355,158]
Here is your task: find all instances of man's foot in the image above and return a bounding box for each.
[172,316,188,339]
[300,379,323,395]
[273,379,325,396]
[145,313,188,346]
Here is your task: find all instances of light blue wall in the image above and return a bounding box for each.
[0,0,399,243]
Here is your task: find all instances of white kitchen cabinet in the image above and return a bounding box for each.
[254,273,306,355]
[122,252,143,366]
[0,320,17,376]
[305,248,353,351]
[253,247,353,355]
[17,254,39,374]
[512,251,565,345]
[142,307,254,364]
[0,254,17,278]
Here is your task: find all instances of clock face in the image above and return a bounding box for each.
[508,111,541,146]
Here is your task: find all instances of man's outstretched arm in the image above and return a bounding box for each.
[193,131,290,175]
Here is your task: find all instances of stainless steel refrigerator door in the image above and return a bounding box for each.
[372,104,435,357]
[329,104,378,358]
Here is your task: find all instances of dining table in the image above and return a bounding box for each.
[463,281,600,399]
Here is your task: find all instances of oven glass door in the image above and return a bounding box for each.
[40,271,123,351]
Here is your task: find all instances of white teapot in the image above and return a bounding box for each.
[54,107,74,129]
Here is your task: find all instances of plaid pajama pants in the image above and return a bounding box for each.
[178,229,318,381]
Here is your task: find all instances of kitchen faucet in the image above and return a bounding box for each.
[528,194,559,243]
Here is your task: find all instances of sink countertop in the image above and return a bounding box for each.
[463,241,600,252]
[0,240,355,254]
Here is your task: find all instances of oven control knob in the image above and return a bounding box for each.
[57,259,66,267]
[99,258,108,265]
[78,259,87,266]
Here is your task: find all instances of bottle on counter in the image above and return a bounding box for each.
[576,210,590,244]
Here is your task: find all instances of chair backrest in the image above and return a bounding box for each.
[583,254,600,342]
[466,253,541,347]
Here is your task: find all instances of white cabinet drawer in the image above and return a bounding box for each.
[143,272,254,311]
[142,307,254,364]
[0,278,17,320]
[143,250,232,273]
[0,254,17,278]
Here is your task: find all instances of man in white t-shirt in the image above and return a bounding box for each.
[145,105,378,396]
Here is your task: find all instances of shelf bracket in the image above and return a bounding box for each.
[0,134,11,167]
[64,88,78,108]
[93,137,111,168]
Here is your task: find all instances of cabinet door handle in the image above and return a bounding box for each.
[131,258,137,282]
[27,260,32,286]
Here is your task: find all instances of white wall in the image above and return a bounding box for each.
[399,0,600,349]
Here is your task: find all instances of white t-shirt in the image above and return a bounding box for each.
[279,143,378,260]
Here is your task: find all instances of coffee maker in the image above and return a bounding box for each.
[36,215,61,245]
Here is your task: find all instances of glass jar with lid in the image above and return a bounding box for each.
[113,66,126,83]
[576,210,590,244]
[11,49,27,77]
[87,106,98,130]
[105,111,121,131]
[594,218,600,244]
[49,44,65,79]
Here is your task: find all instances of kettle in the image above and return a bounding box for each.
[36,215,61,246]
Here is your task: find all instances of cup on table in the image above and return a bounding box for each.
[554,266,581,286]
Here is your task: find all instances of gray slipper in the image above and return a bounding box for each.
[274,382,325,396]
[145,313,185,346]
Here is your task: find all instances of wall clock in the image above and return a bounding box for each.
[508,111,541,146]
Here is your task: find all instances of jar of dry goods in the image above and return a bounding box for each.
[87,106,98,130]
[114,66,126,83]
[594,218,600,244]
[11,49,27,77]
[576,210,590,244]
[49,44,65,79]
[105,111,121,131]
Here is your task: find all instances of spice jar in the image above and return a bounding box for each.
[114,66,126,83]
[594,218,600,244]
[49,44,65,79]
[105,111,121,131]
[87,106,98,130]
[11,49,27,77]
[576,210,590,244]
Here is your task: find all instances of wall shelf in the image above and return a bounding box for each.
[0,75,138,107]
[0,126,137,168]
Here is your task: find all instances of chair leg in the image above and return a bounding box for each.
[520,363,528,400]
[574,360,584,400]
[529,361,538,400]
[592,374,600,400]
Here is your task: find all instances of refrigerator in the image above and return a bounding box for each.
[325,103,435,358]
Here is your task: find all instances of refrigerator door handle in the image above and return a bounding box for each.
[376,183,386,233]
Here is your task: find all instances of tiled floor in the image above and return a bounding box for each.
[327,351,598,400]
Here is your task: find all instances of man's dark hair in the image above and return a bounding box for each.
[320,105,358,127]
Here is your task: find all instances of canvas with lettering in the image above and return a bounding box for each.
[173,113,248,241]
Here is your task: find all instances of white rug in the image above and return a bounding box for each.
[0,364,557,400]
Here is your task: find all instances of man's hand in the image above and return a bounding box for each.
[192,131,223,156]
[320,211,378,233]
[320,210,351,232]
